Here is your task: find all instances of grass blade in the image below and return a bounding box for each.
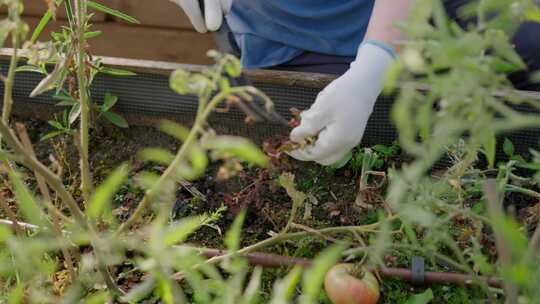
[87,1,140,24]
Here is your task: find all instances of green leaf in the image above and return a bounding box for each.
[328,150,353,169]
[31,10,53,43]
[225,210,246,252]
[481,130,496,168]
[84,30,102,39]
[101,93,118,112]
[300,245,344,304]
[163,216,205,246]
[204,136,268,167]
[102,111,129,128]
[99,66,137,77]
[30,57,68,97]
[0,225,12,243]
[530,70,540,83]
[138,148,174,165]
[40,130,66,141]
[16,65,46,74]
[47,120,63,130]
[159,120,190,142]
[241,267,262,304]
[169,69,192,95]
[53,91,77,103]
[87,164,129,220]
[503,138,514,157]
[7,284,24,304]
[69,102,81,125]
[134,171,160,190]
[279,173,306,208]
[9,171,45,226]
[155,274,175,304]
[87,1,140,24]
[120,277,156,303]
[269,266,303,304]
[525,3,540,22]
[405,288,434,304]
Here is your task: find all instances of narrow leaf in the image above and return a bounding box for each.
[99,66,137,77]
[87,1,140,24]
[300,245,345,304]
[138,148,174,165]
[164,216,205,246]
[225,210,246,252]
[31,10,53,43]
[101,93,118,112]
[84,30,102,39]
[405,288,434,304]
[9,171,45,226]
[87,164,129,219]
[103,111,129,128]
[30,57,68,97]
[204,136,268,167]
[159,120,190,142]
[503,138,514,157]
[16,65,46,74]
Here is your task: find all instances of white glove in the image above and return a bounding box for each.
[289,41,395,166]
[172,0,233,33]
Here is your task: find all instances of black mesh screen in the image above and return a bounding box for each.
[1,59,538,161]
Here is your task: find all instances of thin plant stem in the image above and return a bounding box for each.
[0,36,19,137]
[74,0,93,204]
[0,196,23,235]
[484,179,519,304]
[116,87,252,235]
[0,121,87,225]
[172,219,393,280]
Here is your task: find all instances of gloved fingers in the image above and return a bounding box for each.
[315,148,351,166]
[204,0,224,31]
[309,124,359,164]
[289,109,330,143]
[220,0,233,14]
[177,0,207,33]
[287,149,314,162]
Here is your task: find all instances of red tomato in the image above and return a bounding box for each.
[324,264,380,304]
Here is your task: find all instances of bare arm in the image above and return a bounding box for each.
[364,0,415,52]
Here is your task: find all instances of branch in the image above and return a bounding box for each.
[0,121,87,227]
[116,89,246,235]
[528,209,540,254]
[14,123,72,224]
[172,219,391,280]
[0,197,23,235]
[483,179,519,304]
[0,35,20,141]
[74,0,93,204]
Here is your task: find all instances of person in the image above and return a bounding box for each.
[173,0,540,165]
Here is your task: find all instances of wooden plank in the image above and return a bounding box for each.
[0,0,106,21]
[21,17,215,64]
[109,0,194,29]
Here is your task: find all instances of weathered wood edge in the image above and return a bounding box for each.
[2,48,539,99]
[0,48,337,89]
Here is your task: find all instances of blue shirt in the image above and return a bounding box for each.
[226,1,375,69]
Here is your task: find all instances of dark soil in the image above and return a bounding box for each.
[3,115,539,303]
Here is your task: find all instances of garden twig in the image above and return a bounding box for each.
[14,123,73,224]
[290,223,343,244]
[0,196,23,235]
[173,219,391,280]
[15,123,52,202]
[0,36,20,145]
[484,179,519,304]
[528,206,540,254]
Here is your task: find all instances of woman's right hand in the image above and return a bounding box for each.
[172,0,232,33]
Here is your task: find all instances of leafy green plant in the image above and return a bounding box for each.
[1,0,540,302]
